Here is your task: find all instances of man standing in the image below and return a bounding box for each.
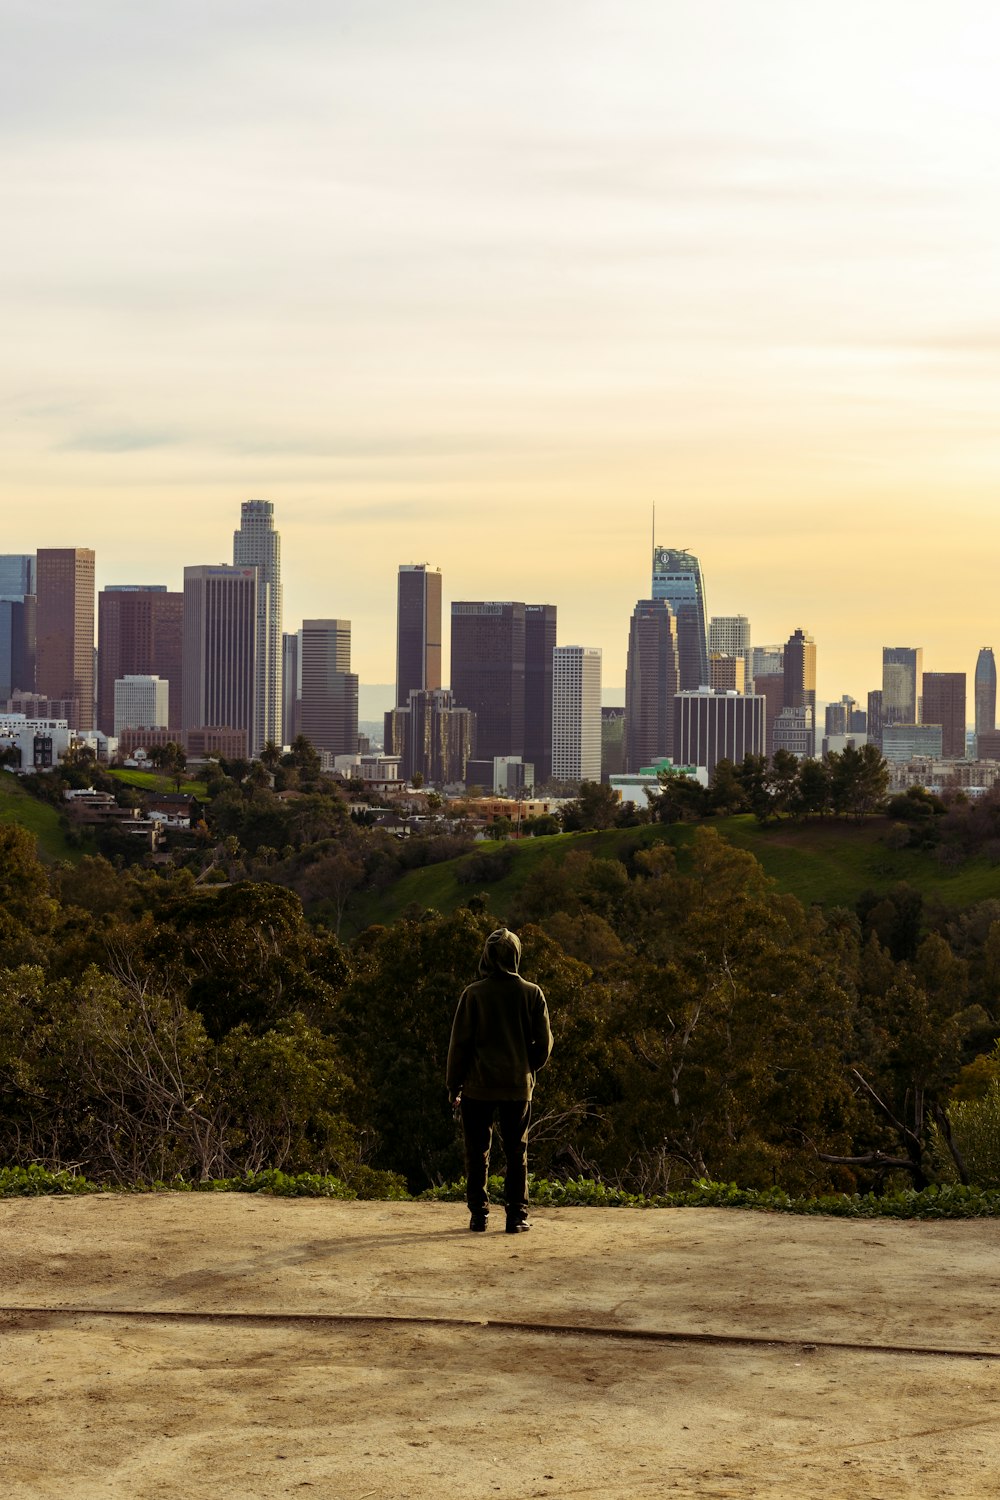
[447,927,553,1234]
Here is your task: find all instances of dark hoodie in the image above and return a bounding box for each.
[446,929,553,1101]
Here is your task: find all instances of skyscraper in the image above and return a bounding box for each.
[751,644,784,680]
[298,619,359,758]
[783,628,816,756]
[975,649,996,751]
[922,672,967,760]
[386,689,474,784]
[450,602,526,760]
[882,647,923,728]
[709,654,745,694]
[35,548,96,730]
[754,673,785,757]
[674,690,766,776]
[182,566,257,756]
[867,689,884,750]
[233,499,282,753]
[396,565,442,709]
[97,586,184,735]
[624,598,680,772]
[282,631,299,744]
[0,555,36,599]
[709,615,751,687]
[113,676,170,737]
[552,646,602,782]
[0,556,36,700]
[524,603,557,785]
[651,547,709,691]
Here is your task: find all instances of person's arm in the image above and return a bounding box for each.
[527,987,553,1073]
[446,989,476,1099]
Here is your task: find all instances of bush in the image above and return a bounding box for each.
[455,845,515,885]
[932,1083,1000,1188]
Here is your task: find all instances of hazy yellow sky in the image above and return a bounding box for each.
[4,1,1000,701]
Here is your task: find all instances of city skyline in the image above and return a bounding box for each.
[2,520,996,719]
[6,5,1000,700]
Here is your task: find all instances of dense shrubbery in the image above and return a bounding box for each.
[3,801,1000,1201]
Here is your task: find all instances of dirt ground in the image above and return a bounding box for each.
[2,1196,1000,1498]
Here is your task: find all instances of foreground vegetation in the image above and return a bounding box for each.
[7,1164,1000,1220]
[5,805,1000,1202]
[5,740,1000,1207]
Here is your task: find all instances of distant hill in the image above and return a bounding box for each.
[0,774,81,863]
[344,813,1000,934]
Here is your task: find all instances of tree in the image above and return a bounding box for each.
[0,824,58,968]
[794,757,831,820]
[734,753,772,822]
[259,740,282,772]
[287,736,322,780]
[767,749,800,819]
[559,781,621,832]
[297,847,366,937]
[650,772,709,823]
[829,743,889,820]
[709,758,748,815]
[150,882,348,1037]
[605,829,858,1193]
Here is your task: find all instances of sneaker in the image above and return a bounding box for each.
[469,1213,488,1232]
[505,1218,531,1234]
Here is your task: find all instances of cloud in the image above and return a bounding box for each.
[56,427,180,453]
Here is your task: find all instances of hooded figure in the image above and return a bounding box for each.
[447,927,553,1234]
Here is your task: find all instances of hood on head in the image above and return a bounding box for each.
[479,927,522,977]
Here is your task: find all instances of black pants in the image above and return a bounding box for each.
[461,1098,531,1220]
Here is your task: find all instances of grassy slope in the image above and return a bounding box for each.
[345,814,1000,933]
[0,775,81,863]
[108,769,210,798]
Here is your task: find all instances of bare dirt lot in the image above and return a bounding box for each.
[2,1196,1000,1498]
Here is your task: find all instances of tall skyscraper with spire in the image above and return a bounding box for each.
[975,648,996,752]
[233,500,282,753]
[650,547,709,691]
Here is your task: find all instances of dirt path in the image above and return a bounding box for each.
[2,1196,999,1498]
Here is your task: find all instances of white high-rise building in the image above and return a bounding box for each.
[113,675,169,736]
[233,499,282,755]
[552,646,602,782]
[708,615,751,659]
[709,615,751,689]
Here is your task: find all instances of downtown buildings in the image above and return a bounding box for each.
[97,585,183,735]
[975,649,996,752]
[36,548,96,731]
[552,646,602,782]
[297,619,359,760]
[446,597,558,786]
[233,500,283,755]
[651,546,709,691]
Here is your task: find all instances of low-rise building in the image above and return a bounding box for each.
[610,758,708,807]
[0,715,72,770]
[882,724,944,763]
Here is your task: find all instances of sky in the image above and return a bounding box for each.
[4,0,1000,702]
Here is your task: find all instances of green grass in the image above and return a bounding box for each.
[345,814,1000,932]
[108,769,209,798]
[0,773,83,863]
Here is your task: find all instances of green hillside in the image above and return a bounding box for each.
[345,814,1000,933]
[108,769,210,798]
[0,774,81,863]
